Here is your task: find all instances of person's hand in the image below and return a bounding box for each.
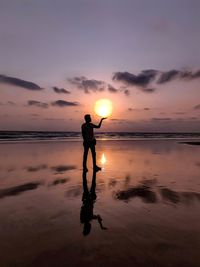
[101,117,107,120]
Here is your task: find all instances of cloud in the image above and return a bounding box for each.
[194,104,200,110]
[7,101,16,106]
[112,69,158,92]
[68,76,105,93]
[157,70,179,84]
[124,89,130,96]
[51,100,79,107]
[44,118,65,121]
[128,107,150,111]
[113,68,200,93]
[53,87,70,94]
[28,100,48,108]
[111,118,128,124]
[158,69,200,84]
[107,84,118,93]
[0,74,43,90]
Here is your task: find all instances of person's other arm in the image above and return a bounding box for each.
[81,124,86,139]
[92,118,106,129]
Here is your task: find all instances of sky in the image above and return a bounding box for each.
[0,0,200,132]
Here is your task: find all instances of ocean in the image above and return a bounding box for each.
[0,131,200,143]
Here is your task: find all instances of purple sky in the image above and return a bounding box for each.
[0,0,200,131]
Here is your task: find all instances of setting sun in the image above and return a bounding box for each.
[94,99,113,117]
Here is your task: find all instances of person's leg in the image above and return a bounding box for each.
[83,145,89,170]
[90,144,101,171]
[90,144,96,167]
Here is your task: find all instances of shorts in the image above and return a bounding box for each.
[83,139,96,147]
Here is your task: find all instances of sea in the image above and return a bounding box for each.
[0,131,200,143]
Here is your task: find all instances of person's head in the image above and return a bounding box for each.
[84,114,91,123]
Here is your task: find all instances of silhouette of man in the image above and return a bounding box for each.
[82,114,106,172]
[80,170,107,236]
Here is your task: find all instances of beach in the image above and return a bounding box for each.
[0,139,200,267]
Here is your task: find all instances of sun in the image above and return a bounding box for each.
[94,99,113,117]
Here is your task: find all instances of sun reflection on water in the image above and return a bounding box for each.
[101,153,106,166]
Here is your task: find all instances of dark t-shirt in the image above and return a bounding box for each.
[81,122,95,142]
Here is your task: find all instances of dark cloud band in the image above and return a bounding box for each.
[112,68,200,93]
[68,76,105,93]
[0,75,43,90]
[51,100,79,107]
[53,87,70,94]
[28,100,48,108]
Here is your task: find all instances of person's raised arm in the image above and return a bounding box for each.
[92,118,107,128]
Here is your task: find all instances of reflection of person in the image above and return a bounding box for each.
[80,170,107,236]
[81,114,106,172]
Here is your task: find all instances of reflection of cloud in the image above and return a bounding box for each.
[108,178,118,189]
[50,178,70,186]
[160,187,200,205]
[7,167,15,173]
[173,112,185,115]
[51,165,77,173]
[51,100,79,107]
[26,164,47,172]
[152,117,172,121]
[180,192,200,204]
[114,179,200,206]
[65,185,82,197]
[160,188,180,203]
[115,185,157,203]
[0,74,43,90]
[0,182,41,199]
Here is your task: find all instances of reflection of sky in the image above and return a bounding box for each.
[0,140,200,266]
[0,0,200,131]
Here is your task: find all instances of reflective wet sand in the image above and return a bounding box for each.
[0,140,200,267]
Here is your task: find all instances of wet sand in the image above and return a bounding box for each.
[0,140,200,267]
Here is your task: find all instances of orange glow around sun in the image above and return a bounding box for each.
[94,99,113,117]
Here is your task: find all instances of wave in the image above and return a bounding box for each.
[0,131,200,143]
